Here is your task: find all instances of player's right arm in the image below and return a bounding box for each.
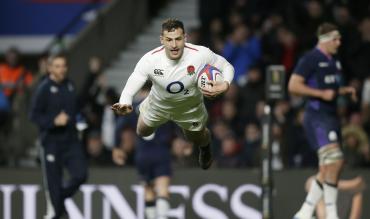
[112,55,150,116]
[112,148,127,166]
[288,74,335,101]
[29,83,56,130]
[201,47,235,98]
[288,56,335,101]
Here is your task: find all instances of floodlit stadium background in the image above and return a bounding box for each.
[1,0,370,218]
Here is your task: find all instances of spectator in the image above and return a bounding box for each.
[79,56,107,131]
[342,113,370,167]
[116,126,136,166]
[306,175,366,219]
[276,26,298,73]
[171,137,197,168]
[216,134,243,168]
[239,67,265,121]
[362,77,370,135]
[242,122,262,167]
[222,23,261,84]
[210,119,233,157]
[297,0,326,50]
[86,130,114,166]
[0,47,33,104]
[0,47,34,166]
[348,17,370,80]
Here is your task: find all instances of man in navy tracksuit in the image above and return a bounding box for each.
[30,54,87,219]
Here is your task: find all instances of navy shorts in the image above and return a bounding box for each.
[136,155,172,183]
[303,110,341,150]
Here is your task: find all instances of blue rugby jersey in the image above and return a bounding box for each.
[293,48,342,114]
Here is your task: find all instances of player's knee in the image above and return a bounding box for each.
[318,145,343,166]
[136,128,152,137]
[136,122,155,137]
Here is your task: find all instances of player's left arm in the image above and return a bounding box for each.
[339,86,357,102]
[202,49,235,98]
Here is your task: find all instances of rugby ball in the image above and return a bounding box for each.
[197,64,224,89]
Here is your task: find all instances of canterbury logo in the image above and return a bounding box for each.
[154,69,164,76]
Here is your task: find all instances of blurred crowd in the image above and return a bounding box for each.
[0,0,370,169]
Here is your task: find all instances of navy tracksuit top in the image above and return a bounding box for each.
[30,77,79,143]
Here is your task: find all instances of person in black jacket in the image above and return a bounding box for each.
[30,54,87,219]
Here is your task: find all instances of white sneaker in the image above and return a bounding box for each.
[292,212,312,219]
[44,213,55,219]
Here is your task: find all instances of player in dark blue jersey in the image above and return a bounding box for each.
[30,54,88,219]
[113,86,173,219]
[288,23,356,219]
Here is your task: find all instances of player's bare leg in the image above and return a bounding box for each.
[294,144,343,219]
[154,176,170,219]
[137,114,156,140]
[322,144,343,219]
[183,127,213,169]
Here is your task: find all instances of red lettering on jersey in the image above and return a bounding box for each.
[185,45,199,51]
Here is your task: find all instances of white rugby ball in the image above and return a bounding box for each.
[197,64,224,89]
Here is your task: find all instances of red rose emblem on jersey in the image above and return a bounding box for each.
[187,65,195,76]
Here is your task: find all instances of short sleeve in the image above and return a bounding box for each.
[293,56,314,79]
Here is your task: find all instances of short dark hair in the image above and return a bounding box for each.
[161,18,185,34]
[48,53,67,65]
[317,22,338,36]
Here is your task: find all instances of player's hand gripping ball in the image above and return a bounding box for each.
[197,64,224,90]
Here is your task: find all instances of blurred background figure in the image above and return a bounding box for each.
[242,122,262,167]
[0,47,34,166]
[306,175,366,219]
[86,130,113,166]
[216,133,243,168]
[30,54,87,219]
[171,136,197,168]
[342,112,370,168]
[222,23,261,85]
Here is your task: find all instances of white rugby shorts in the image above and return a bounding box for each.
[139,97,208,131]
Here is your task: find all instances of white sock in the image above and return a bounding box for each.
[145,206,156,219]
[156,197,170,219]
[44,191,56,219]
[143,133,155,141]
[295,179,323,218]
[145,200,156,219]
[324,183,339,219]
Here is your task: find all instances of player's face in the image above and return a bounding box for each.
[49,57,68,82]
[160,28,186,60]
[327,36,341,54]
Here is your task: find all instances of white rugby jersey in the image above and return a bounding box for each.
[119,43,234,112]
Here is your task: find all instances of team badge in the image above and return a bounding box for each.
[187,65,195,76]
[50,86,58,93]
[46,154,55,162]
[336,61,342,70]
[68,83,74,92]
